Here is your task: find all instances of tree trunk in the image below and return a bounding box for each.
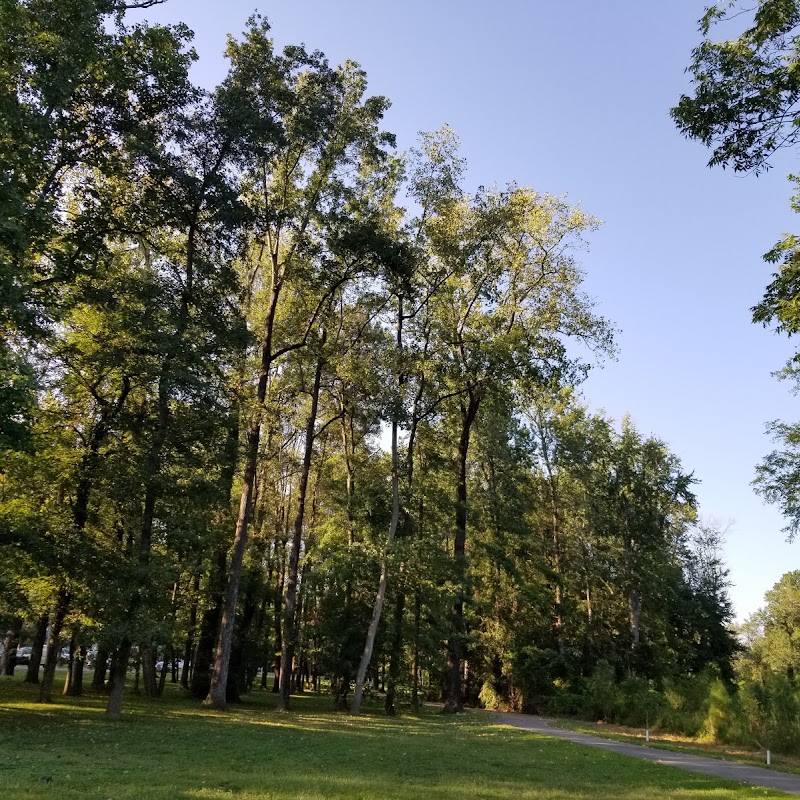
[181,573,200,690]
[24,613,48,684]
[206,273,283,711]
[92,647,109,690]
[157,644,170,696]
[141,645,158,698]
[278,346,324,712]
[272,543,286,693]
[205,426,258,709]
[62,630,77,695]
[629,588,641,648]
[340,409,356,546]
[68,645,86,697]
[191,549,227,699]
[92,651,107,689]
[293,564,309,695]
[411,590,422,709]
[538,420,565,657]
[385,588,405,715]
[105,641,132,718]
[1,617,22,675]
[444,390,479,713]
[351,445,397,714]
[39,587,70,702]
[352,301,403,715]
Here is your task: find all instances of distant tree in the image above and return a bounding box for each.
[752,571,800,679]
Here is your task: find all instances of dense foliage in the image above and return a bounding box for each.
[1,0,738,724]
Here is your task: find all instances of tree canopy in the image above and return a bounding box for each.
[0,0,740,721]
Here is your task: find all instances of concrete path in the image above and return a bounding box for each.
[489,712,800,796]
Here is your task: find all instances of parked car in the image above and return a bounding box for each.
[154,658,184,672]
[15,646,32,666]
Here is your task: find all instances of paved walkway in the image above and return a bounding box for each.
[489,712,800,796]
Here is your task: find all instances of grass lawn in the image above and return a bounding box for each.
[0,674,793,800]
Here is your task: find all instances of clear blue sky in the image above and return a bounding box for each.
[140,0,799,621]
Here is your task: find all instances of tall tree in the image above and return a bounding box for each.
[205,18,399,709]
[425,185,613,711]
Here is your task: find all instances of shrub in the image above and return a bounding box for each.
[584,660,618,721]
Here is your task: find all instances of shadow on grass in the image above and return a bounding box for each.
[0,677,789,800]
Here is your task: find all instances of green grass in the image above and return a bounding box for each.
[0,674,793,799]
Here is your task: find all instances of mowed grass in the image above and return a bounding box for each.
[0,675,792,800]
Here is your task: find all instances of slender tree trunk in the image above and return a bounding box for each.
[272,538,286,693]
[158,644,170,696]
[24,613,48,684]
[585,575,593,627]
[62,630,77,695]
[444,390,479,713]
[629,588,641,648]
[206,273,282,710]
[351,515,394,713]
[191,549,227,699]
[249,596,269,691]
[181,573,200,690]
[411,590,422,709]
[538,422,565,657]
[204,409,259,709]
[68,644,86,697]
[70,644,86,697]
[39,588,70,702]
[1,617,22,675]
[340,409,356,546]
[278,346,324,712]
[385,587,405,715]
[92,648,109,690]
[352,301,404,715]
[293,563,309,695]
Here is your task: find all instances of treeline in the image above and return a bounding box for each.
[574,570,800,758]
[0,0,736,717]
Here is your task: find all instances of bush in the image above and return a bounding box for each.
[584,660,618,721]
[479,679,523,712]
[739,674,800,754]
[659,669,719,736]
[701,677,737,742]
[616,675,664,728]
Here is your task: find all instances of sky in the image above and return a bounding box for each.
[137,0,800,621]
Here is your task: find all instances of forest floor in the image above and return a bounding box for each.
[0,674,794,800]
